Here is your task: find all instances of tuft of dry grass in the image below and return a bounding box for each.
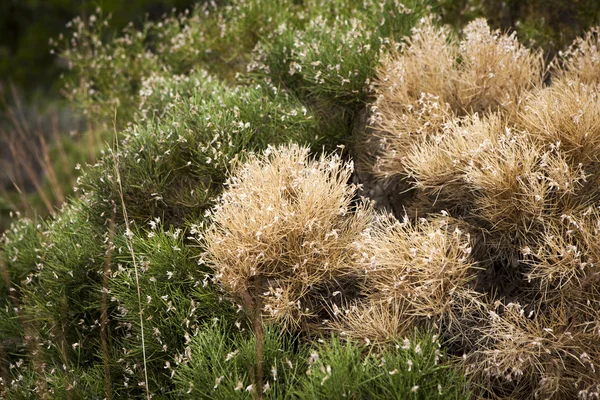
[203,144,374,332]
[350,22,600,400]
[456,19,544,117]
[518,78,600,169]
[0,82,93,227]
[555,27,600,85]
[467,302,600,400]
[335,214,484,345]
[369,17,543,184]
[369,16,457,181]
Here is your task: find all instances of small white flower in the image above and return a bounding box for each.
[225,350,239,361]
[214,376,224,389]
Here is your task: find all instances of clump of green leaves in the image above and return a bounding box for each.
[300,334,469,399]
[173,321,470,400]
[81,69,326,227]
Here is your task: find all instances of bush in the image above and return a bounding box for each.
[357,20,600,398]
[300,334,469,399]
[16,1,600,399]
[203,144,373,331]
[369,17,543,184]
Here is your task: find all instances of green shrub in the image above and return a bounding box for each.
[81,70,325,227]
[173,320,307,399]
[300,334,469,400]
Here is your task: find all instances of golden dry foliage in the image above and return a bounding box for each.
[370,17,542,182]
[204,144,374,331]
[370,17,457,179]
[336,214,485,346]
[467,303,600,400]
[363,215,475,323]
[555,27,600,85]
[349,23,600,399]
[456,19,543,115]
[402,114,503,215]
[404,113,582,260]
[519,79,600,169]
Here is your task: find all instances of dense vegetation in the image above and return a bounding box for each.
[2,1,600,399]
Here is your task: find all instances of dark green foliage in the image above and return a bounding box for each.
[0,218,40,366]
[174,323,469,400]
[437,0,600,60]
[108,222,238,395]
[1,217,41,296]
[0,0,199,96]
[251,0,431,108]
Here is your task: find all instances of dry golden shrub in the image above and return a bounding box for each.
[518,78,600,168]
[363,215,474,312]
[402,114,503,216]
[456,19,543,116]
[555,27,600,84]
[335,214,484,343]
[370,17,543,183]
[468,303,600,400]
[351,23,600,400]
[404,113,581,260]
[203,144,373,331]
[335,298,411,343]
[370,17,457,180]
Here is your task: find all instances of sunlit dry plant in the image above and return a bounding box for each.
[368,17,542,184]
[523,209,600,304]
[369,16,457,180]
[405,112,585,261]
[334,298,409,343]
[336,214,482,343]
[468,302,600,399]
[203,144,373,332]
[402,114,503,216]
[555,26,600,84]
[518,78,600,169]
[456,19,544,117]
[363,24,600,398]
[464,131,580,259]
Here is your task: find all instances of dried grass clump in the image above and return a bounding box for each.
[405,113,582,260]
[402,114,503,215]
[518,78,600,169]
[456,19,543,116]
[336,214,485,345]
[370,17,542,182]
[204,144,373,331]
[370,17,457,179]
[354,24,600,399]
[555,27,600,84]
[468,302,600,400]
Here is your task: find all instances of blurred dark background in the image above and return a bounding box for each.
[0,0,199,98]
